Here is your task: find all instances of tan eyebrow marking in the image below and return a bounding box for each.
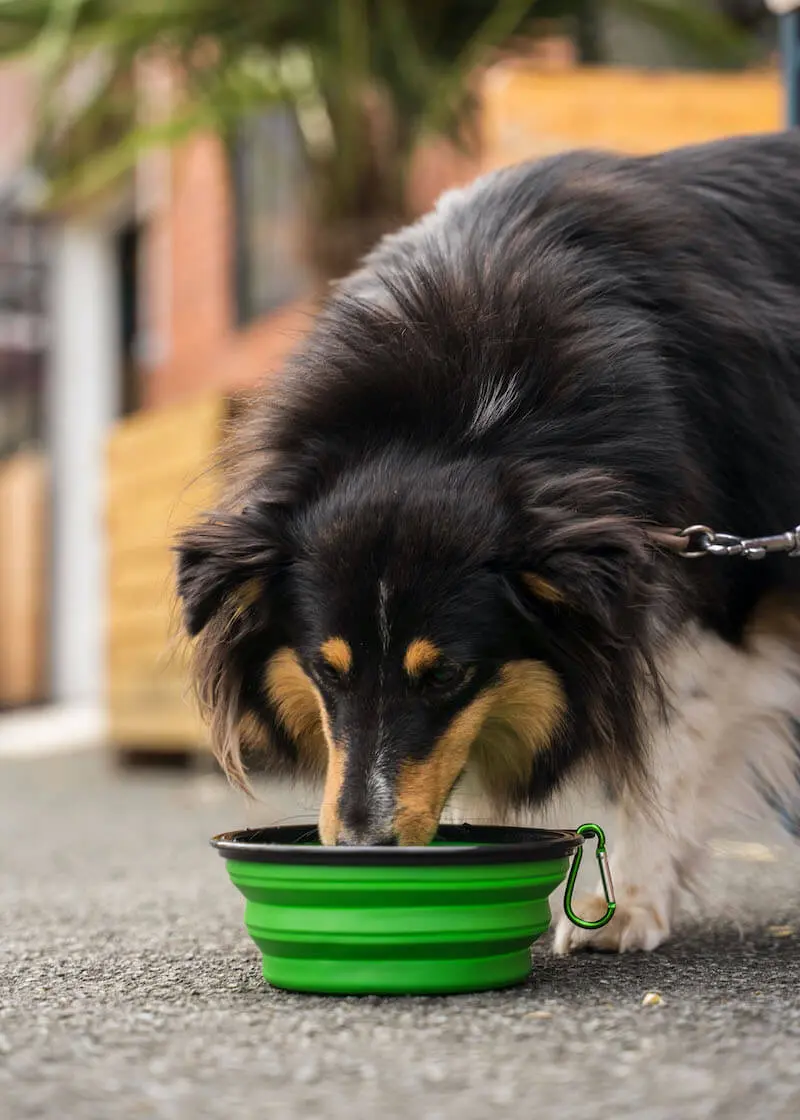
[319,636,353,675]
[403,638,442,677]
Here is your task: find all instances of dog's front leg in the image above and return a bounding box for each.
[552,793,688,954]
[553,628,747,954]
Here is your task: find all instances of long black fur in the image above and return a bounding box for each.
[177,131,800,820]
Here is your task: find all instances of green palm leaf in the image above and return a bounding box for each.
[0,0,757,274]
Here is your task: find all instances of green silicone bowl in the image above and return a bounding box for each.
[211,823,615,995]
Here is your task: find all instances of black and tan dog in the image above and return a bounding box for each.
[177,131,800,953]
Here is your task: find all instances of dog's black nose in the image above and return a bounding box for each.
[336,783,397,846]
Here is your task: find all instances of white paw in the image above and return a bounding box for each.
[553,893,670,955]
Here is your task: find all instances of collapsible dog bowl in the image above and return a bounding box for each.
[211,822,614,995]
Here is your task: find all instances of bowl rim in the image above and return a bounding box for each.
[210,823,583,865]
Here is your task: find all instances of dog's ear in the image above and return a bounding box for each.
[521,513,650,631]
[505,468,653,632]
[175,503,285,637]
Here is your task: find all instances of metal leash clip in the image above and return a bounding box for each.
[678,524,800,560]
[562,823,616,931]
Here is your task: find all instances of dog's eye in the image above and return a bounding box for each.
[313,638,353,689]
[423,661,469,693]
[315,661,347,688]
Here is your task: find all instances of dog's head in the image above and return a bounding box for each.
[177,448,659,846]
[176,163,682,844]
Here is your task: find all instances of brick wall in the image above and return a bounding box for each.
[0,63,34,186]
[142,124,481,409]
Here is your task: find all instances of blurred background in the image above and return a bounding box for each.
[0,0,796,763]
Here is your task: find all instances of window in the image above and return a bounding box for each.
[0,209,48,460]
[231,107,311,325]
[115,221,140,416]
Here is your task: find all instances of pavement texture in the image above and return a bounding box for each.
[2,750,800,1120]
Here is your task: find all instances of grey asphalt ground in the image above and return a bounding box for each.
[2,750,800,1120]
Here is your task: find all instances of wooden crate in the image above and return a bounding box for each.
[0,450,49,707]
[106,392,228,752]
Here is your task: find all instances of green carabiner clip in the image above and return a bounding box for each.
[563,822,617,930]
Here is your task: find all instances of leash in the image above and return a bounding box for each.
[649,523,800,560]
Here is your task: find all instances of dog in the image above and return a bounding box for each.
[177,131,800,954]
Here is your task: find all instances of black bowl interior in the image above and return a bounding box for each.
[210,823,583,865]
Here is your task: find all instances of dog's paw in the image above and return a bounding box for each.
[552,893,670,955]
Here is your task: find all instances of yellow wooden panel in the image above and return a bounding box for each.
[107,393,224,468]
[108,665,208,746]
[107,559,175,599]
[0,451,49,705]
[109,653,188,683]
[481,65,781,170]
[107,557,175,590]
[109,608,173,644]
[107,626,178,664]
[108,707,209,750]
[106,391,228,750]
[106,464,219,521]
[108,674,195,707]
[106,495,214,553]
